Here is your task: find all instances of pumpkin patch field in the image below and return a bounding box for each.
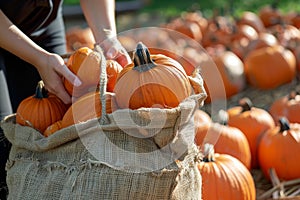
[6,1,300,199]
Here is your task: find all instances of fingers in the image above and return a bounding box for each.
[106,45,132,67]
[59,64,82,87]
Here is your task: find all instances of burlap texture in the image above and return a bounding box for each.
[1,91,206,200]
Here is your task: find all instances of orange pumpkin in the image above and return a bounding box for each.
[198,143,256,200]
[269,91,300,124]
[227,98,275,168]
[16,81,68,133]
[244,45,296,89]
[106,60,123,92]
[61,91,115,128]
[114,42,192,109]
[43,120,62,137]
[210,50,246,99]
[65,26,95,52]
[194,109,211,127]
[258,5,282,27]
[195,122,251,169]
[237,11,266,33]
[258,117,300,180]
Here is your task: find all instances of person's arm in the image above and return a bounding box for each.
[0,10,81,104]
[80,0,131,67]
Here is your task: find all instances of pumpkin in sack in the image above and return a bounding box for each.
[269,91,300,124]
[198,143,256,200]
[43,120,63,137]
[61,91,116,128]
[16,81,68,133]
[258,117,300,180]
[114,42,193,109]
[227,97,275,168]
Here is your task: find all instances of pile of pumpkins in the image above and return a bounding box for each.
[15,5,300,200]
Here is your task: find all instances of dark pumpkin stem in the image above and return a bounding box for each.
[133,42,156,72]
[239,97,253,112]
[279,117,290,133]
[202,143,215,162]
[35,80,48,99]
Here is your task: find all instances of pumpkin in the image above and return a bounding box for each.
[65,26,95,52]
[237,11,266,33]
[269,91,300,124]
[43,120,62,137]
[258,117,300,180]
[114,42,192,109]
[198,143,256,200]
[194,109,212,127]
[243,45,296,89]
[195,121,251,169]
[209,50,246,99]
[16,81,68,133]
[61,91,116,128]
[258,5,282,27]
[227,97,275,168]
[106,60,123,92]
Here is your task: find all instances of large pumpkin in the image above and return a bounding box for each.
[269,91,300,125]
[258,117,300,180]
[114,42,193,109]
[61,91,115,128]
[244,45,296,89]
[16,81,68,133]
[195,121,251,169]
[198,143,256,200]
[227,97,275,168]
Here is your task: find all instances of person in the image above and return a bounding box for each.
[0,0,131,199]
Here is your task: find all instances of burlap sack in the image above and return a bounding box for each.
[1,90,206,200]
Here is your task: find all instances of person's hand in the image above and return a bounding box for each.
[97,36,132,67]
[36,52,81,104]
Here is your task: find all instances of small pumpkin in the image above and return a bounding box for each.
[258,117,300,180]
[227,97,275,168]
[195,120,251,169]
[16,81,68,133]
[61,91,116,128]
[198,143,256,200]
[269,91,300,124]
[43,120,62,137]
[106,60,123,92]
[114,42,193,109]
[237,11,266,33]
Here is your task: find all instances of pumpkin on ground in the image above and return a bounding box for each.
[61,91,116,128]
[243,45,296,89]
[16,81,68,133]
[227,97,275,168]
[195,121,251,169]
[114,42,193,109]
[258,117,300,180]
[198,143,256,200]
[269,91,300,124]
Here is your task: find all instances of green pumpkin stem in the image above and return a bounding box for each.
[133,42,156,72]
[279,117,290,133]
[239,97,253,112]
[35,81,48,99]
[202,143,215,162]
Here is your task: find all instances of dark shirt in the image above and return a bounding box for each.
[0,0,62,36]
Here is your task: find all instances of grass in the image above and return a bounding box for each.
[64,0,300,19]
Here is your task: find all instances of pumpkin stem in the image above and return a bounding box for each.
[239,97,252,112]
[35,80,48,99]
[202,143,215,162]
[279,117,290,132]
[133,42,156,72]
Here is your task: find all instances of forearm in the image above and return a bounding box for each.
[0,10,48,69]
[80,0,117,43]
